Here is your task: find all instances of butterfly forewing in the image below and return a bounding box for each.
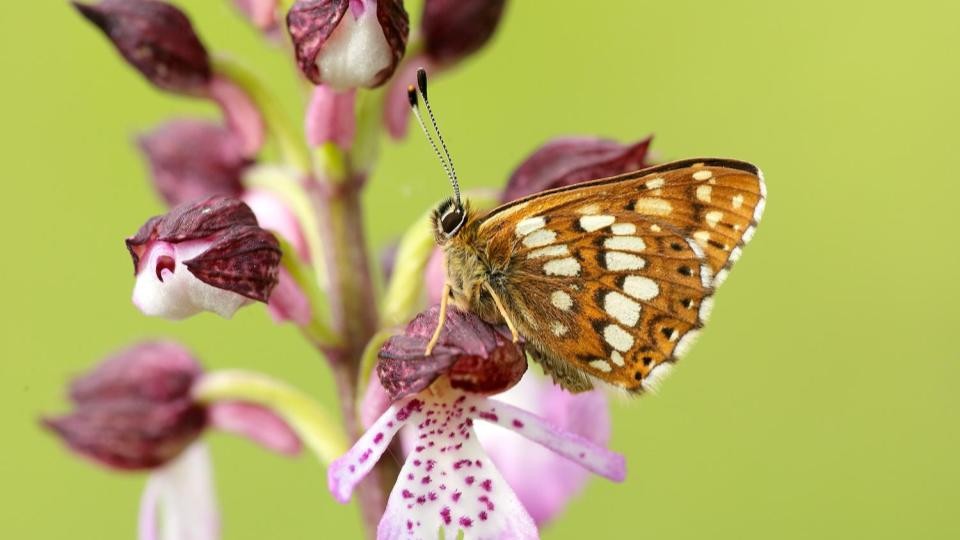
[474,159,764,392]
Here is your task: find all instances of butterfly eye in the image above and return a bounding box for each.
[439,204,466,237]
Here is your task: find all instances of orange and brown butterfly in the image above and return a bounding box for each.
[407,69,765,394]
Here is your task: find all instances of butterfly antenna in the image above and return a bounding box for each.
[410,68,461,206]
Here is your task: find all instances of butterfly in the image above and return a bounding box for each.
[408,70,766,394]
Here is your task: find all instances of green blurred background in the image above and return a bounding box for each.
[3,0,958,538]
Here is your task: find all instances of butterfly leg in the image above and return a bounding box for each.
[425,283,451,355]
[482,282,520,343]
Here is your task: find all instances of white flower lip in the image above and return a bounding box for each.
[132,239,250,320]
[316,5,392,90]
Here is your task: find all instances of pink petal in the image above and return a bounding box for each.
[232,0,280,31]
[305,85,357,149]
[360,371,393,429]
[208,401,302,456]
[209,75,266,157]
[424,247,445,305]
[265,269,313,326]
[475,374,611,525]
[376,392,538,540]
[242,187,310,260]
[475,397,626,483]
[328,396,417,503]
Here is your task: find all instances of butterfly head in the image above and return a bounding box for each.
[432,197,469,241]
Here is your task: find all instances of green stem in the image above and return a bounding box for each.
[193,370,348,465]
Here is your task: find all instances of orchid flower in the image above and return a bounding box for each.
[330,308,626,539]
[43,341,345,540]
[126,196,281,319]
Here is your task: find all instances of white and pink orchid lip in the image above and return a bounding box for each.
[474,372,612,525]
[329,383,626,539]
[126,196,282,321]
[132,239,252,319]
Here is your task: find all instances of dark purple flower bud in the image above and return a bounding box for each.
[286,0,409,89]
[43,342,206,470]
[72,0,211,95]
[377,306,526,400]
[138,120,250,207]
[126,196,281,319]
[501,136,653,203]
[421,0,507,66]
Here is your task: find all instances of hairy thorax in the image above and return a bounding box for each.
[440,220,508,326]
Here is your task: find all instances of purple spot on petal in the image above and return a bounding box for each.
[465,476,475,485]
[421,476,431,485]
[407,520,413,531]
[407,473,414,480]
[452,491,461,502]
[358,449,372,463]
[402,489,414,499]
[416,495,426,504]
[349,465,356,473]
[479,511,488,521]
[440,507,451,525]
[374,432,384,444]
[478,412,498,422]
[512,419,524,428]
[480,479,492,492]
[428,492,438,501]
[459,517,473,528]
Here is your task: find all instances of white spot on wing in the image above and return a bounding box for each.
[693,169,713,181]
[589,359,612,373]
[635,198,673,216]
[693,230,710,248]
[604,291,641,326]
[523,228,557,248]
[611,223,636,235]
[527,245,569,259]
[605,252,646,271]
[515,216,545,237]
[551,290,573,311]
[732,194,744,209]
[579,215,615,232]
[705,210,723,228]
[623,275,659,300]
[696,185,712,203]
[645,177,665,189]
[551,321,568,336]
[544,257,581,276]
[611,351,625,366]
[604,324,634,352]
[604,236,646,252]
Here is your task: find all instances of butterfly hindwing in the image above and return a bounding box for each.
[473,159,764,392]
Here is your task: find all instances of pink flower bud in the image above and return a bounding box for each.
[43,342,207,470]
[286,0,409,89]
[377,306,526,400]
[72,0,211,95]
[138,120,250,207]
[126,196,281,319]
[501,136,653,202]
[232,0,281,33]
[305,85,356,149]
[421,0,507,67]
